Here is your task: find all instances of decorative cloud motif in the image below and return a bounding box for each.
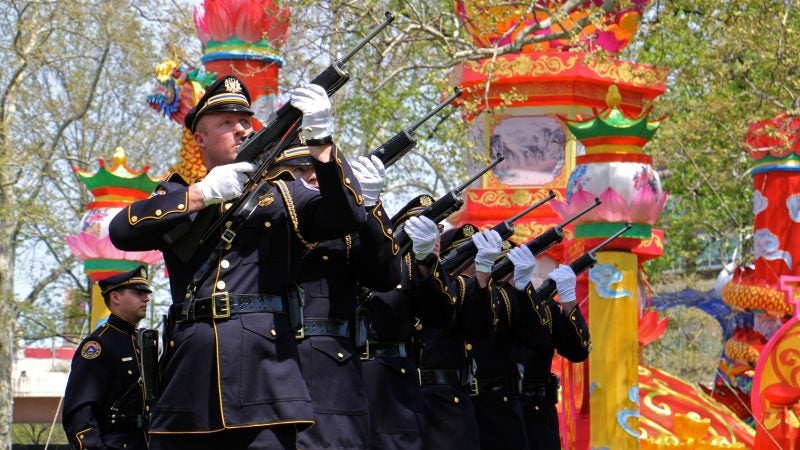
[753,190,768,215]
[753,228,792,269]
[589,263,633,299]
[786,194,800,222]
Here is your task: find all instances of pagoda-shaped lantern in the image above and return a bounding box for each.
[194,0,290,124]
[451,3,667,447]
[720,114,800,449]
[66,148,162,329]
[557,85,668,448]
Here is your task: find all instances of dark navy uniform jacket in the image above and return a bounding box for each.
[418,275,493,450]
[296,200,400,450]
[108,148,366,434]
[63,313,147,450]
[516,284,590,450]
[360,254,455,450]
[470,283,538,450]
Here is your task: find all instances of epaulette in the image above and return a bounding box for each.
[166,171,191,186]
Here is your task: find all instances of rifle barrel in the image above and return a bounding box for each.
[589,223,633,254]
[406,87,462,133]
[456,153,504,193]
[338,12,395,64]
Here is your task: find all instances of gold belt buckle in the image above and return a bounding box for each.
[295,324,306,340]
[470,378,479,397]
[360,340,370,361]
[212,292,231,319]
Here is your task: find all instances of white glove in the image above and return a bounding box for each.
[290,84,331,141]
[351,155,385,206]
[508,245,536,290]
[549,264,577,302]
[472,230,502,273]
[404,216,439,260]
[195,162,256,206]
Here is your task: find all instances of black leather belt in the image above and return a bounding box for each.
[175,293,285,322]
[361,341,407,360]
[296,318,351,339]
[473,376,512,396]
[419,369,462,386]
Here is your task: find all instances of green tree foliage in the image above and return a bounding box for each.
[629,1,800,280]
[0,1,193,446]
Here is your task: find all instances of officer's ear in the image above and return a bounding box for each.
[107,290,122,309]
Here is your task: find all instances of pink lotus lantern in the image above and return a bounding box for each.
[66,148,162,329]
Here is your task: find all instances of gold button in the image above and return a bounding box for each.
[465,343,473,351]
[224,203,232,210]
[415,323,423,331]
[184,292,191,299]
[450,296,457,305]
[79,435,84,440]
[155,209,162,216]
[400,368,406,374]
[503,396,508,402]
[270,329,277,336]
[224,243,232,250]
[337,352,344,359]
[396,284,403,289]
[225,221,233,228]
[434,272,440,277]
[169,340,175,348]
[453,397,460,404]
[127,370,133,375]
[216,281,226,290]
[444,286,449,292]
[534,405,540,411]
[220,260,230,269]
[131,216,138,222]
[178,203,185,209]
[146,405,150,411]
[377,211,382,216]
[337,158,342,163]
[387,228,393,234]
[583,341,588,346]
[264,221,271,228]
[345,177,351,184]
[322,255,329,261]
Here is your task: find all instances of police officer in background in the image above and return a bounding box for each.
[270,144,400,449]
[63,265,152,450]
[109,76,367,449]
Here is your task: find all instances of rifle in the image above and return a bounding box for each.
[393,154,504,256]
[491,197,601,282]
[136,328,160,403]
[530,223,632,302]
[439,190,557,275]
[368,87,462,168]
[163,12,396,262]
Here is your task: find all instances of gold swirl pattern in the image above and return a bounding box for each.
[470,54,580,79]
[468,189,561,208]
[585,57,668,87]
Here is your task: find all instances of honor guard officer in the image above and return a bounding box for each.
[270,143,400,450]
[109,76,366,449]
[62,265,152,450]
[418,224,498,450]
[469,242,532,450]
[358,196,457,450]
[516,261,589,450]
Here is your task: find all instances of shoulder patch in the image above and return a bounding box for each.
[81,341,102,359]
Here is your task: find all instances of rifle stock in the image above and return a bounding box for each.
[439,190,556,274]
[532,223,632,302]
[163,12,395,262]
[393,154,504,255]
[369,87,462,168]
[491,197,602,282]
